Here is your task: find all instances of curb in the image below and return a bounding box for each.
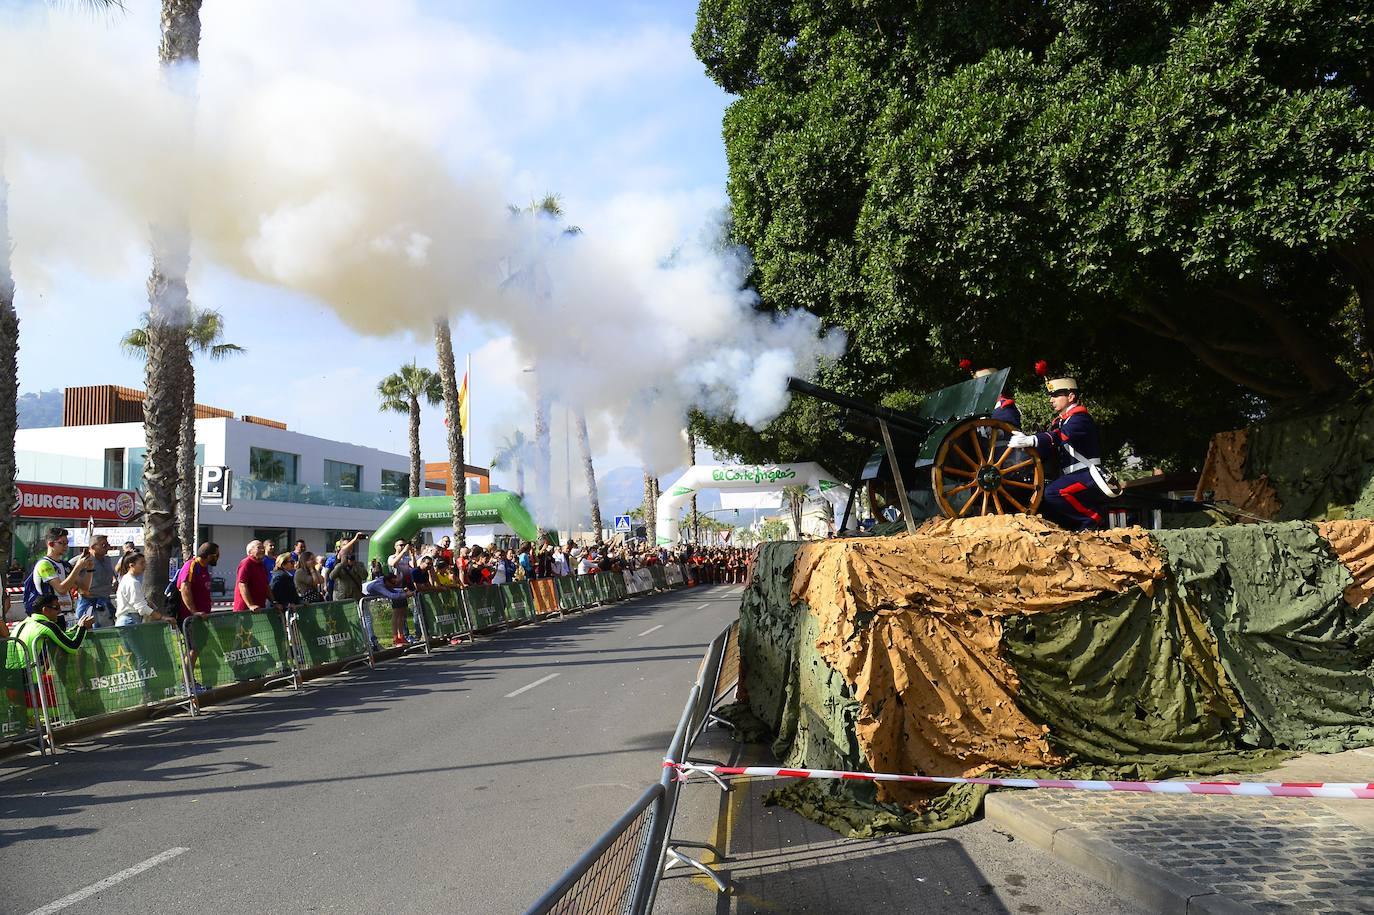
[984,793,1260,915]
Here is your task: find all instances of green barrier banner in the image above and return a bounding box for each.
[295,601,367,667]
[606,574,627,601]
[590,574,612,604]
[650,565,668,590]
[44,624,188,722]
[554,576,583,611]
[464,586,506,629]
[574,575,598,607]
[500,583,534,622]
[2,639,41,741]
[422,590,468,638]
[190,612,291,688]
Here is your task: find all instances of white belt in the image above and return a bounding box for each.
[1062,443,1117,496]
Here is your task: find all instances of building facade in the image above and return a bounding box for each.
[14,397,417,569]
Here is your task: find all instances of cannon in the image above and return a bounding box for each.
[786,371,1045,532]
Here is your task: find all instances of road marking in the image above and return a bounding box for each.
[505,673,560,698]
[26,847,189,915]
[636,624,664,637]
[697,603,711,610]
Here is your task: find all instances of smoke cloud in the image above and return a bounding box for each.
[0,14,844,503]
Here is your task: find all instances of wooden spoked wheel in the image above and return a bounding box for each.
[931,418,1045,518]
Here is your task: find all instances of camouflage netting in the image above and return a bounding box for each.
[1197,391,1374,520]
[735,516,1374,836]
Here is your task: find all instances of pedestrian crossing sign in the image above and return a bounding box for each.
[614,515,633,533]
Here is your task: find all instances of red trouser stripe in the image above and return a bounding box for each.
[1059,481,1101,523]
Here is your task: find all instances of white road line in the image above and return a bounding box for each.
[636,624,664,638]
[697,603,711,610]
[505,673,560,698]
[26,847,189,915]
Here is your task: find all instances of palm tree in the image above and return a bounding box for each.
[0,2,124,591]
[760,519,789,542]
[490,430,529,497]
[0,147,17,593]
[141,0,202,604]
[642,470,659,545]
[575,410,601,537]
[782,484,815,539]
[502,193,581,515]
[433,319,465,545]
[121,307,244,557]
[686,421,699,541]
[377,362,443,498]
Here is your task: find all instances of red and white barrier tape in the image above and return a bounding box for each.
[665,761,1374,800]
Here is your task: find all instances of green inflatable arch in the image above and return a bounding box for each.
[366,492,541,566]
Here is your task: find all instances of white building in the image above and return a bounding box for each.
[15,412,414,568]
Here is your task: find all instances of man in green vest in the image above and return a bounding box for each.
[5,593,92,700]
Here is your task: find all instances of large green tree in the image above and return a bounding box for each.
[694,0,1374,471]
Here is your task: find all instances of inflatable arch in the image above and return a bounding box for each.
[366,492,540,566]
[655,463,851,545]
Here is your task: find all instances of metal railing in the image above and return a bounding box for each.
[528,617,740,914]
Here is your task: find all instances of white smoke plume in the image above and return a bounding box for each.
[0,14,845,491]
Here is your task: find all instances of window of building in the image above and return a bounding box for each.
[254,528,295,554]
[249,447,299,484]
[324,459,362,492]
[103,448,124,489]
[126,445,204,490]
[380,469,410,495]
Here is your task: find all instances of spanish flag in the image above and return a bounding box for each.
[458,361,470,439]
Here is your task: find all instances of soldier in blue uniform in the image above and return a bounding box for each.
[1006,374,1112,530]
[961,360,1022,427]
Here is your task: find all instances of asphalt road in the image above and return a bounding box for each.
[2,585,745,915]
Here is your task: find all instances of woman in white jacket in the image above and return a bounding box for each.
[115,553,164,627]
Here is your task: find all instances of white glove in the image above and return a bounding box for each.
[1006,432,1037,449]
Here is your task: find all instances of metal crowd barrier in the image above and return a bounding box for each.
[2,637,53,755]
[6,573,696,757]
[528,620,741,914]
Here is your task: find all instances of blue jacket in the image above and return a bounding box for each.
[991,395,1021,429]
[1033,404,1101,473]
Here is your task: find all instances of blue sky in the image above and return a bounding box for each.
[6,0,733,485]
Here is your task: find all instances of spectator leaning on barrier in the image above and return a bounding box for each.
[177,542,219,696]
[433,557,456,588]
[330,553,366,601]
[29,527,92,624]
[6,592,92,692]
[115,553,164,626]
[233,540,270,612]
[363,571,417,648]
[270,554,301,610]
[76,535,118,628]
[552,543,569,577]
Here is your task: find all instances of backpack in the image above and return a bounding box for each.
[22,558,63,615]
[165,563,187,617]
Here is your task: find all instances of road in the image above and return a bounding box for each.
[2,585,744,915]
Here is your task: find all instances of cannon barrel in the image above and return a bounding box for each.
[785,377,934,438]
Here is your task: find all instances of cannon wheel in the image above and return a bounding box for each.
[931,418,1045,518]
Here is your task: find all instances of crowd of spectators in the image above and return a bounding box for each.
[2,525,755,695]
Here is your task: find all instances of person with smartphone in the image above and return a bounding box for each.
[76,535,118,628]
[29,528,92,625]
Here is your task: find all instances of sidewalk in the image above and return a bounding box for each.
[985,748,1374,914]
[655,726,1143,914]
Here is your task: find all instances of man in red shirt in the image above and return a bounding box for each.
[178,542,220,693]
[233,540,270,612]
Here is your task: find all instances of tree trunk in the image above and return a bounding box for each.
[434,318,466,545]
[0,150,19,592]
[143,0,201,607]
[407,396,421,498]
[576,410,601,538]
[1218,286,1350,394]
[533,377,551,515]
[643,469,657,545]
[686,427,698,542]
[176,371,196,559]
